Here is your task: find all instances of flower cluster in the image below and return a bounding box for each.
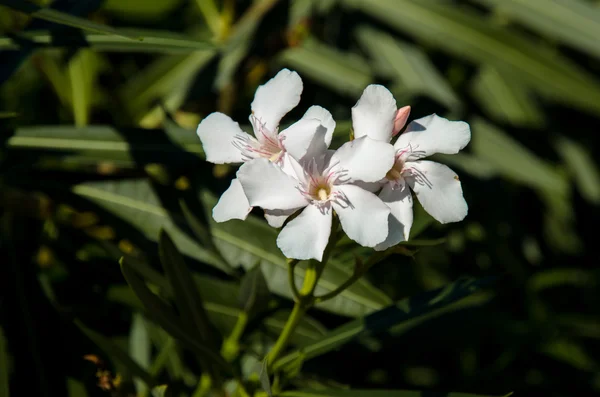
[197,69,470,261]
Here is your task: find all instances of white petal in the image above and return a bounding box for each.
[196,113,248,164]
[331,136,395,183]
[264,208,300,228]
[406,160,468,223]
[303,105,336,147]
[333,184,390,247]
[237,159,308,210]
[277,204,332,261]
[250,69,303,132]
[351,84,397,142]
[279,118,324,160]
[375,182,413,251]
[212,178,252,222]
[395,114,471,159]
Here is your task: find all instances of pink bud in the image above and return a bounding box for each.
[392,106,411,136]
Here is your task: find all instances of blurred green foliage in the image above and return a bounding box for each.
[1,1,600,397]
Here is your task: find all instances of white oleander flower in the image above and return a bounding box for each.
[351,85,471,250]
[237,136,395,261]
[196,69,335,223]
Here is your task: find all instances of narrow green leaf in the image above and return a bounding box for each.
[239,265,270,317]
[108,278,327,346]
[0,0,140,40]
[555,136,600,204]
[6,125,205,168]
[260,359,273,397]
[119,50,216,122]
[470,118,568,195]
[120,259,233,374]
[470,66,545,128]
[103,0,183,21]
[0,327,9,397]
[68,50,102,127]
[71,178,390,317]
[476,0,600,60]
[342,0,600,115]
[278,38,372,97]
[74,319,157,387]
[273,277,495,372]
[0,30,214,52]
[356,26,461,111]
[130,313,151,397]
[158,230,215,342]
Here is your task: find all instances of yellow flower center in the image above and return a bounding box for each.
[385,161,404,181]
[316,186,330,201]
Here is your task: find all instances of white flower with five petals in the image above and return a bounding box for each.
[351,85,471,250]
[236,136,395,261]
[196,69,335,223]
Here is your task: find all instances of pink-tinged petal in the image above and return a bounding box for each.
[196,113,248,164]
[395,114,471,159]
[374,182,413,251]
[277,204,332,261]
[264,208,300,228]
[250,69,303,132]
[303,105,336,147]
[392,106,411,136]
[237,159,308,210]
[351,84,397,142]
[331,136,395,183]
[212,178,252,223]
[279,118,323,160]
[332,184,390,247]
[405,160,467,223]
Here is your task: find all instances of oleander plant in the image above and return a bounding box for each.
[1,1,599,397]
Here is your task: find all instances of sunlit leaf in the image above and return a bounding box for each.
[129,313,151,397]
[342,0,600,115]
[470,66,545,128]
[356,26,461,111]
[470,118,569,195]
[555,136,600,204]
[119,50,216,123]
[0,30,214,52]
[476,0,600,60]
[278,38,372,97]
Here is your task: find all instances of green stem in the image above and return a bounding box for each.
[315,247,395,304]
[288,259,301,302]
[220,312,248,362]
[266,298,308,367]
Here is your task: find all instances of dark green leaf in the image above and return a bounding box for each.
[120,258,233,374]
[279,390,510,397]
[273,277,495,373]
[239,265,270,317]
[0,0,140,40]
[158,230,215,342]
[74,319,157,387]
